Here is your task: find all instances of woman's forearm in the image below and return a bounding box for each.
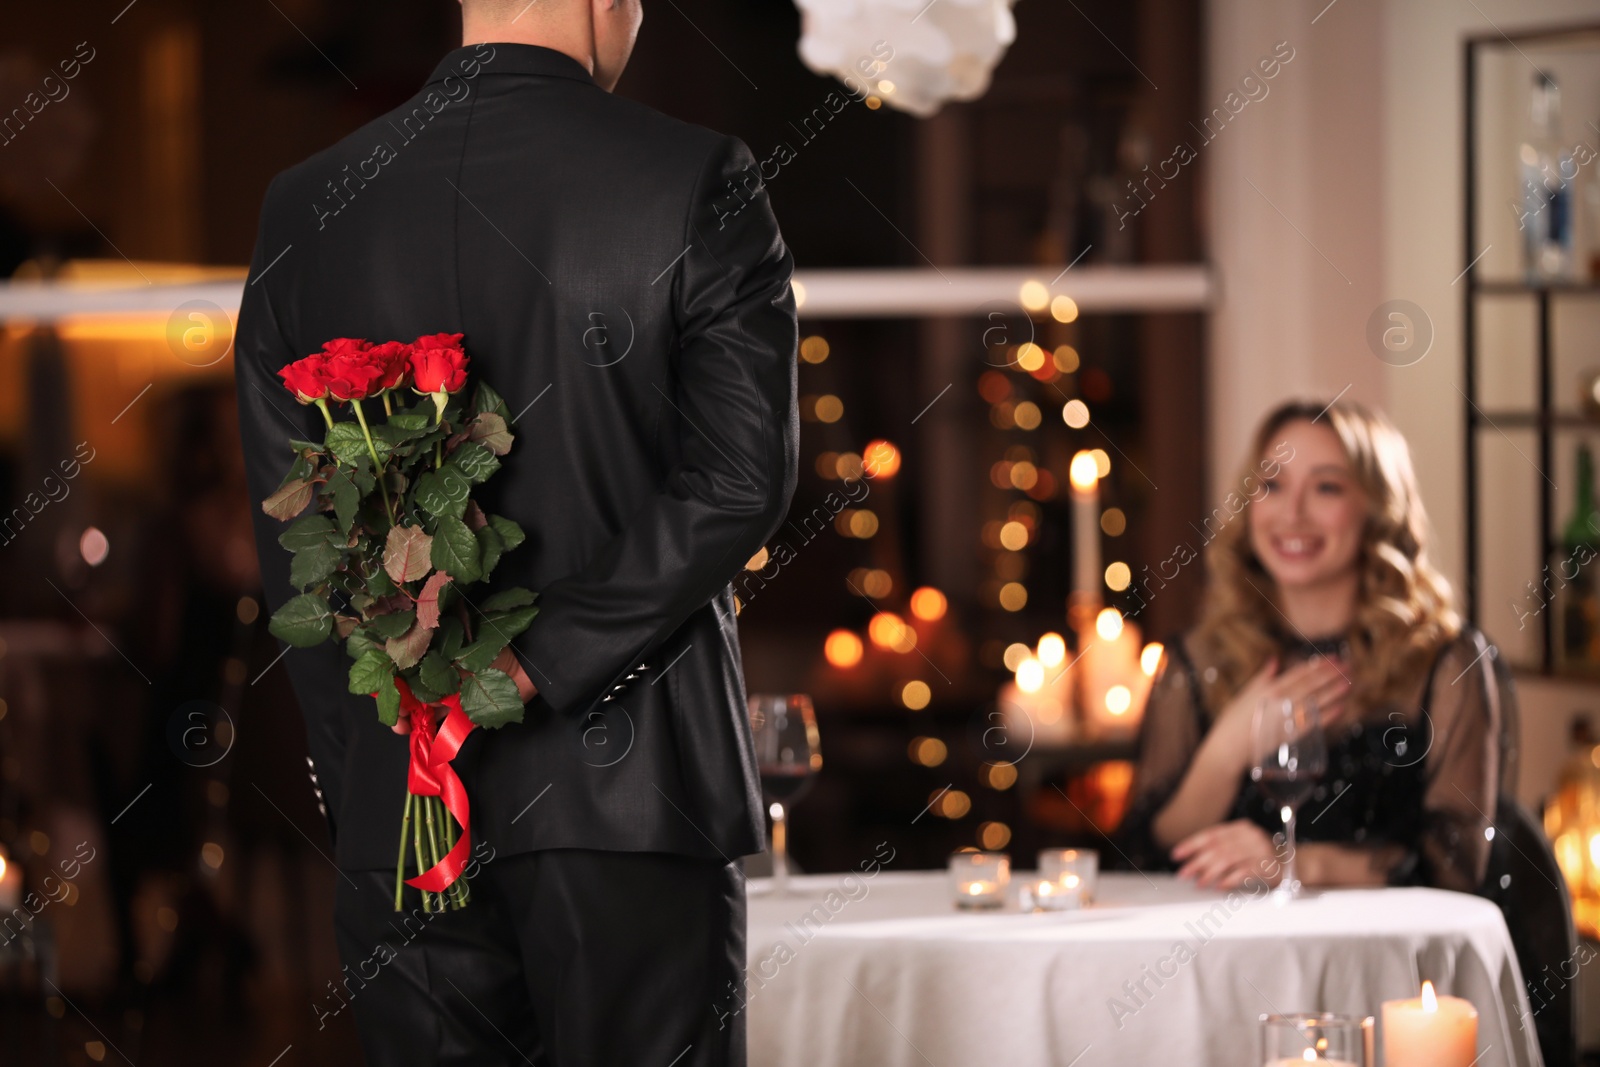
[1150,735,1247,849]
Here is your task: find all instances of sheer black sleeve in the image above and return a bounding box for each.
[1115,637,1208,871]
[1408,630,1501,892]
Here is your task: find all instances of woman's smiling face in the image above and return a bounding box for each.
[1249,419,1368,591]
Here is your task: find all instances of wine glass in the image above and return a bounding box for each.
[747,693,822,896]
[1250,695,1326,899]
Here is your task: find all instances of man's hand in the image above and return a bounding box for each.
[390,648,539,734]
[491,646,539,703]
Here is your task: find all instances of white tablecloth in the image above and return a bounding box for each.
[742,870,1541,1067]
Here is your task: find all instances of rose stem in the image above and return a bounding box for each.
[350,398,394,520]
[411,789,433,913]
[433,390,447,469]
[442,799,468,908]
[314,397,335,430]
[382,390,393,417]
[394,791,414,912]
[422,794,446,908]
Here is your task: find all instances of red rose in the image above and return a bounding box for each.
[368,341,412,392]
[410,333,469,395]
[319,338,387,402]
[279,352,330,403]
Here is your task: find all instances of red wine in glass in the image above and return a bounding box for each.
[748,694,821,895]
[1250,695,1325,897]
[759,763,816,806]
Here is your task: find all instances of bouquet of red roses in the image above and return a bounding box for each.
[261,333,535,912]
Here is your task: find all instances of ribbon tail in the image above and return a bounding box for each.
[404,699,476,893]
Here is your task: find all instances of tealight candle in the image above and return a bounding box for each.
[1381,982,1477,1067]
[949,851,1009,910]
[1038,848,1098,904]
[1260,1012,1372,1067]
[1021,875,1083,912]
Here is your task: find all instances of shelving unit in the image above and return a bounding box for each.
[1463,24,1600,677]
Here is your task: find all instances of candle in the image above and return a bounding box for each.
[1039,848,1099,904]
[1260,1012,1373,1067]
[1069,451,1102,611]
[949,851,1009,909]
[1382,982,1477,1066]
[1022,874,1083,912]
[0,848,20,911]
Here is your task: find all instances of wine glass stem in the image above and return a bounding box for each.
[772,802,789,895]
[1281,805,1299,893]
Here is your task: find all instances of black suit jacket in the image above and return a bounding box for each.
[235,43,798,871]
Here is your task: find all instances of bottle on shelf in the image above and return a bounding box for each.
[1558,444,1600,674]
[1519,72,1575,282]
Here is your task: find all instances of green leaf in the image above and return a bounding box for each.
[325,422,376,467]
[471,381,511,422]
[481,605,539,644]
[406,670,442,704]
[328,473,360,534]
[374,418,430,451]
[438,618,466,660]
[289,539,341,589]
[414,468,470,520]
[366,565,395,599]
[384,525,433,584]
[468,412,514,456]
[390,413,431,432]
[279,514,336,552]
[454,637,504,673]
[420,652,460,696]
[482,587,536,612]
[347,649,395,695]
[375,679,401,727]
[346,626,382,659]
[367,609,416,640]
[488,514,525,552]
[431,516,481,583]
[263,477,315,521]
[448,442,500,485]
[459,668,523,728]
[476,524,505,579]
[386,620,434,671]
[268,593,333,647]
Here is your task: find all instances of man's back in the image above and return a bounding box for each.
[236,43,799,872]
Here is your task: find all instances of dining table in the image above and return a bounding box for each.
[741,868,1542,1067]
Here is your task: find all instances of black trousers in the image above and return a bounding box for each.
[327,848,746,1066]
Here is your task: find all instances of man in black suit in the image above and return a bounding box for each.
[234,1,798,1062]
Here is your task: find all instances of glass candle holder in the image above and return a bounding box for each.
[1259,1013,1374,1067]
[1038,848,1099,904]
[1020,876,1082,912]
[949,851,1009,909]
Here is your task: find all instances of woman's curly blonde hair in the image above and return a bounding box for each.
[1192,398,1460,714]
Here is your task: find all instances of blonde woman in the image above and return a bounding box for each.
[1118,399,1502,892]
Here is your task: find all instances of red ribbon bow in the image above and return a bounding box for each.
[393,676,477,892]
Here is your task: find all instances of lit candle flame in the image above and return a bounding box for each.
[1069,451,1099,492]
[1421,980,1438,1013]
